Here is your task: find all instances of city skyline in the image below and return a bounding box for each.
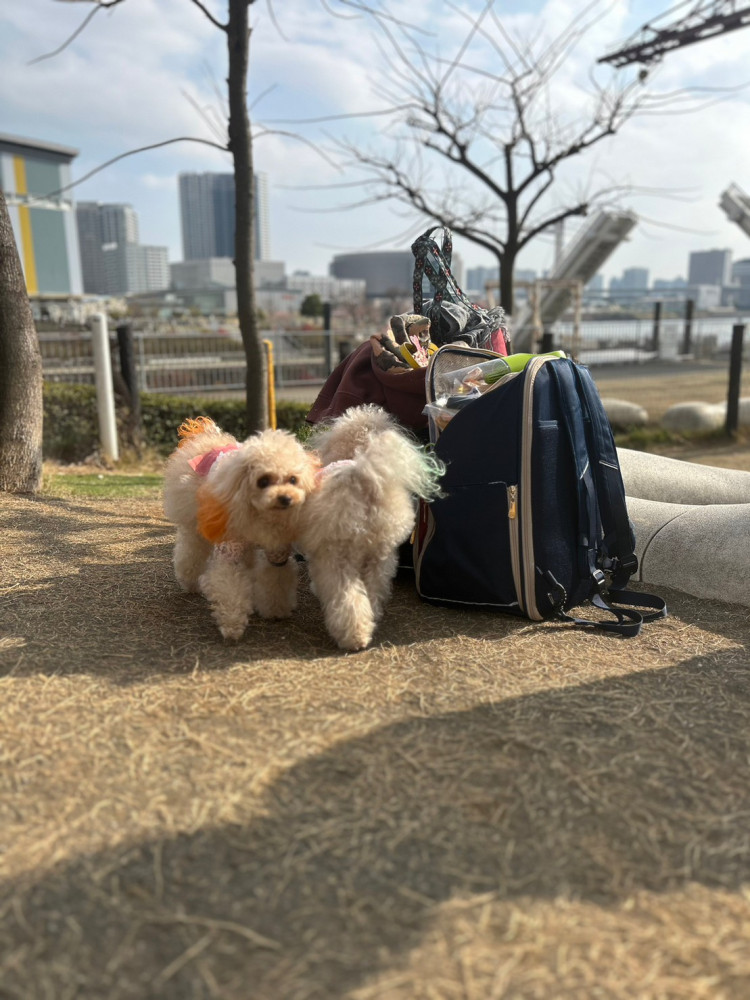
[3,1,750,286]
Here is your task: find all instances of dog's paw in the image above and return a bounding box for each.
[335,624,374,652]
[218,621,246,641]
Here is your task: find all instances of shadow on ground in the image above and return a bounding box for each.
[2,648,750,998]
[0,495,536,680]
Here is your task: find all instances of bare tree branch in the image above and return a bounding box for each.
[34,136,228,201]
[253,126,341,170]
[187,0,228,31]
[29,0,126,64]
[325,0,741,316]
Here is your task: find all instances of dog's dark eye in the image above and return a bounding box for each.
[288,476,298,485]
[257,475,271,489]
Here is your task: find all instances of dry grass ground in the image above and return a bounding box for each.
[592,360,750,423]
[2,363,749,999]
[592,360,750,471]
[2,486,750,1000]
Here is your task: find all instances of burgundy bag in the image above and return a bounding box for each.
[306,340,428,432]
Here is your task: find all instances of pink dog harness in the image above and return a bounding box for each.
[188,444,239,476]
[315,458,356,483]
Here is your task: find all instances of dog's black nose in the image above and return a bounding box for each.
[277,494,292,508]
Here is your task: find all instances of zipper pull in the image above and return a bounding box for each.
[507,484,517,519]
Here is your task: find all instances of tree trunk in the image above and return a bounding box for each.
[0,190,43,493]
[498,247,515,319]
[227,0,267,433]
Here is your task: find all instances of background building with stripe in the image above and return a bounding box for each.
[0,133,83,298]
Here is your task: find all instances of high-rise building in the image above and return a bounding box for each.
[731,258,750,309]
[178,171,270,261]
[254,173,270,263]
[100,202,139,246]
[688,249,732,287]
[141,244,170,292]
[76,200,167,295]
[76,201,107,295]
[621,267,649,291]
[466,265,499,298]
[330,250,464,300]
[609,267,649,302]
[77,201,140,293]
[0,132,83,296]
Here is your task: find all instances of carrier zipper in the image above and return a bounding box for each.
[519,356,552,621]
[507,485,524,613]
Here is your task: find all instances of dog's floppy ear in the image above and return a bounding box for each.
[304,451,323,490]
[196,484,229,543]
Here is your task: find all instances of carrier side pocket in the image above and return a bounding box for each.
[416,482,521,609]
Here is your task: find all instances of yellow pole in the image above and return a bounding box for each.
[263,338,277,429]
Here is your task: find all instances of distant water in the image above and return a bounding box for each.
[554,317,747,351]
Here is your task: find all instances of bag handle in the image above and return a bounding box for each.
[412,226,474,316]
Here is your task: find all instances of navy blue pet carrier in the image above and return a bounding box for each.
[414,347,667,637]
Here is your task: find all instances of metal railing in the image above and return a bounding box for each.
[40,329,361,396]
[39,318,749,397]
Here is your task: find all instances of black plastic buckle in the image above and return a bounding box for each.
[618,555,639,575]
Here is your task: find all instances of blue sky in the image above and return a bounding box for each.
[2,0,750,284]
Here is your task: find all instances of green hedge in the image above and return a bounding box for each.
[43,382,312,462]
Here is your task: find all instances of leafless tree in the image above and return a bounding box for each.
[334,0,727,315]
[56,0,267,431]
[0,190,43,493]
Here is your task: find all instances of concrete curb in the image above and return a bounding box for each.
[614,449,750,607]
[626,496,750,607]
[617,448,750,505]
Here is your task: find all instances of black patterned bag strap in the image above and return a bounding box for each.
[412,226,477,315]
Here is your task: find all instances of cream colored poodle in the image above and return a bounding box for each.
[299,405,445,651]
[163,416,318,640]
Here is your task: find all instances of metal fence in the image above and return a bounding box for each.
[552,316,749,366]
[40,317,748,398]
[40,329,361,396]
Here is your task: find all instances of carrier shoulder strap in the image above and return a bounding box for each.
[548,360,667,634]
[571,364,637,587]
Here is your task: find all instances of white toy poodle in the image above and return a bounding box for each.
[299,405,445,651]
[163,416,319,640]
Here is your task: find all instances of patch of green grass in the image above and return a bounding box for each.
[43,473,164,500]
[613,426,680,450]
[613,425,736,451]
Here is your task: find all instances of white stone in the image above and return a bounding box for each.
[686,398,750,427]
[661,402,724,432]
[601,398,648,428]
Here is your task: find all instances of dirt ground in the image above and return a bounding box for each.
[592,360,750,471]
[2,486,750,999]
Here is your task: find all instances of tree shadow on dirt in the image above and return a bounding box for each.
[2,649,749,999]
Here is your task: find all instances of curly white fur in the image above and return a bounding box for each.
[299,405,445,652]
[163,418,318,641]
